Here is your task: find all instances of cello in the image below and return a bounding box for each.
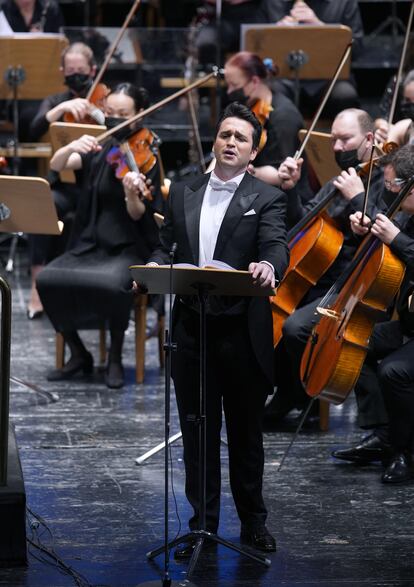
[270,43,355,347]
[299,174,414,405]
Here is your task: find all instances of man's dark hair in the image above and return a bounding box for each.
[214,102,262,151]
[381,143,414,180]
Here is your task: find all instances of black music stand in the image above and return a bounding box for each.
[129,265,274,583]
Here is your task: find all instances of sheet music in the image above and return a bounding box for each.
[0,11,13,35]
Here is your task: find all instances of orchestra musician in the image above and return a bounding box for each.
[27,42,99,319]
[0,0,64,32]
[36,83,163,389]
[266,108,386,422]
[147,102,289,557]
[223,51,313,200]
[256,0,363,117]
[194,0,262,66]
[374,70,414,148]
[332,144,414,484]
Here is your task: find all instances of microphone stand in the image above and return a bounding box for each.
[137,244,196,587]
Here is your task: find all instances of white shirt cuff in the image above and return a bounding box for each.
[259,260,275,274]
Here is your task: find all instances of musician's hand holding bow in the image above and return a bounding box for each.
[50,134,101,172]
[333,167,364,201]
[278,156,303,190]
[349,211,371,236]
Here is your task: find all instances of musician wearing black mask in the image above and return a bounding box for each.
[26,43,98,320]
[265,109,387,424]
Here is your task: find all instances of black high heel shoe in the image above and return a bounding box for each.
[104,360,124,389]
[47,352,94,381]
[27,307,44,320]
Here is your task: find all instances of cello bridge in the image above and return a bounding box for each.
[316,307,340,320]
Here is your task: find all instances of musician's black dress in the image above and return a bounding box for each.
[36,143,161,333]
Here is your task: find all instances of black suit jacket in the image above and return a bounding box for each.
[150,172,289,386]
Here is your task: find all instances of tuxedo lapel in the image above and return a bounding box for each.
[213,174,259,261]
[184,177,209,265]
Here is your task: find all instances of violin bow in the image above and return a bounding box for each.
[387,0,414,126]
[87,0,142,100]
[295,42,353,160]
[96,70,218,144]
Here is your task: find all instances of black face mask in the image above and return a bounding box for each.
[225,88,248,106]
[104,116,127,130]
[400,101,414,120]
[64,73,91,95]
[382,187,397,208]
[334,148,361,171]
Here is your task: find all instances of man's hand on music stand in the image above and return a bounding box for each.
[249,262,275,288]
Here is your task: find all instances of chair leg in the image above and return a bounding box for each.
[99,329,107,365]
[135,294,148,384]
[157,315,165,369]
[56,333,65,369]
[319,399,330,431]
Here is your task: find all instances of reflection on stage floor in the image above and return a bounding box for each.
[1,251,414,587]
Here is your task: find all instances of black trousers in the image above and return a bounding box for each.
[355,321,414,451]
[171,303,268,534]
[275,299,322,409]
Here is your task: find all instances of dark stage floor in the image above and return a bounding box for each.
[1,250,414,587]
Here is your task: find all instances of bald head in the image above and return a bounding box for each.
[331,109,374,163]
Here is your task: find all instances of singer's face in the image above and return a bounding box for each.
[213,117,257,176]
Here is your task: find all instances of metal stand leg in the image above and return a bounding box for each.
[146,284,271,579]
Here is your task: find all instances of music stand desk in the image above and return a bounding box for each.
[0,175,60,235]
[0,35,68,100]
[241,24,352,80]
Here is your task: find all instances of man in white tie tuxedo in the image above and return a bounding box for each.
[149,102,289,557]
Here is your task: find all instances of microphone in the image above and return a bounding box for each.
[170,242,178,258]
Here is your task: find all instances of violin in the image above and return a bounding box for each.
[251,99,273,153]
[63,83,110,125]
[106,128,157,201]
[299,174,414,405]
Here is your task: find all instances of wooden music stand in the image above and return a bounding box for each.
[0,34,68,100]
[49,121,107,183]
[0,176,61,235]
[298,129,340,186]
[241,25,352,81]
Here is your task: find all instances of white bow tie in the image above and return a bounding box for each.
[209,177,238,193]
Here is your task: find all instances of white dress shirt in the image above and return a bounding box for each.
[198,171,245,267]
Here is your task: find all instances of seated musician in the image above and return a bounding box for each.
[266,108,386,422]
[0,0,63,32]
[332,143,414,484]
[27,42,99,319]
[256,0,363,118]
[36,83,163,389]
[375,70,414,146]
[193,0,262,66]
[223,51,313,199]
